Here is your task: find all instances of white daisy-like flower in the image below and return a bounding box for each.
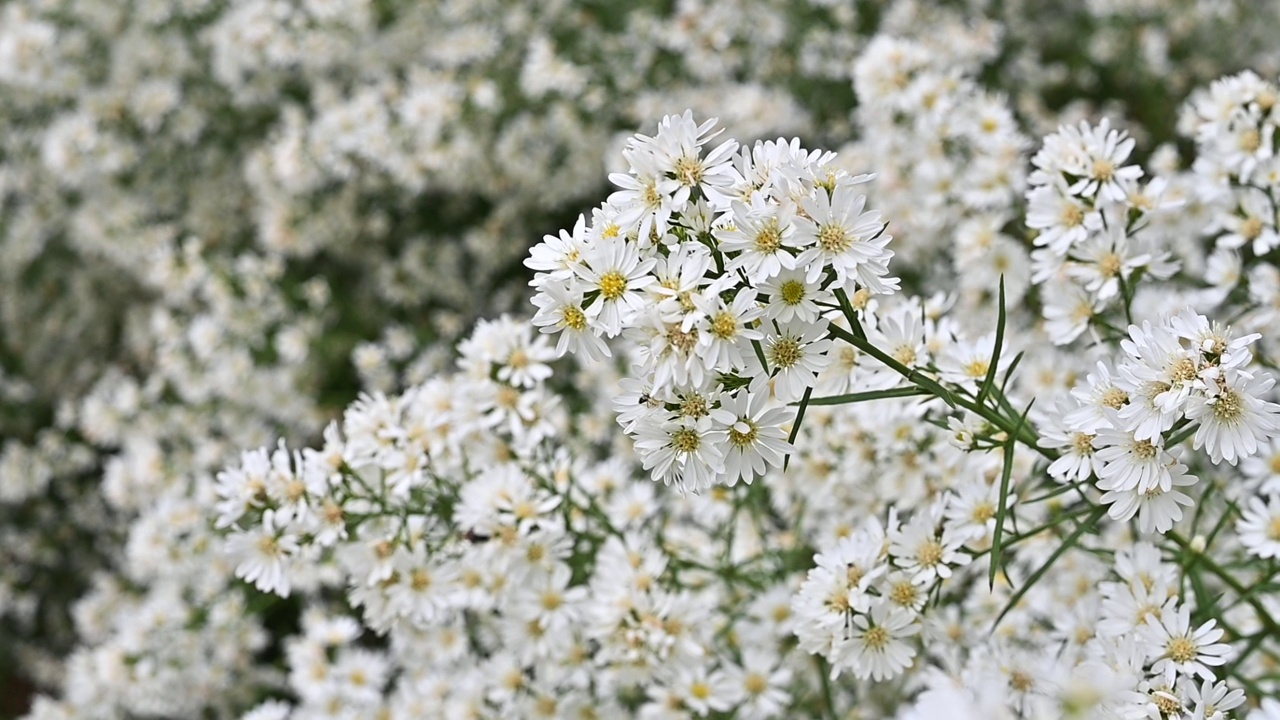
[531,281,611,362]
[228,508,298,597]
[1186,676,1246,720]
[694,288,763,374]
[1117,319,1204,422]
[791,527,886,656]
[1140,601,1232,683]
[724,651,792,720]
[1099,456,1196,534]
[1236,494,1280,559]
[525,213,588,283]
[793,181,896,291]
[1042,279,1102,345]
[633,414,727,492]
[833,599,920,681]
[1184,369,1280,466]
[1042,400,1101,483]
[1026,184,1102,257]
[607,151,682,242]
[1094,423,1175,494]
[888,507,971,583]
[710,389,794,486]
[755,320,834,404]
[758,267,830,325]
[718,198,799,283]
[575,236,657,336]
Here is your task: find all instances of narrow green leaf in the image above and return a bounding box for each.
[1165,421,1199,447]
[825,321,956,407]
[834,288,868,341]
[999,350,1025,397]
[805,386,931,406]
[783,386,813,471]
[993,504,1106,628]
[977,276,1006,407]
[751,338,770,375]
[988,397,1032,590]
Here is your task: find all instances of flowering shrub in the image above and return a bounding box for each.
[7,1,1280,720]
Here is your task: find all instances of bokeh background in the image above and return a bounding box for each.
[2,0,1279,716]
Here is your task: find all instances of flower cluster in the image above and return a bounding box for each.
[1046,309,1280,531]
[528,112,905,492]
[11,3,1280,719]
[1027,118,1182,344]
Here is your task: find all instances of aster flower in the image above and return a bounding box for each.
[633,414,727,492]
[758,268,829,324]
[693,287,763,373]
[753,320,834,404]
[1184,369,1280,465]
[576,236,657,336]
[1094,423,1176,494]
[1099,456,1196,534]
[1140,601,1232,683]
[1236,494,1280,559]
[227,508,298,597]
[717,198,800,283]
[531,280,611,362]
[833,599,920,681]
[888,507,971,583]
[793,181,896,291]
[709,389,794,486]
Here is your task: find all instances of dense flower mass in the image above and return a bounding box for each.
[7,1,1280,719]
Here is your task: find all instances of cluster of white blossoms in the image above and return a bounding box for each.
[1027,117,1182,345]
[1048,308,1280,532]
[192,111,1280,717]
[211,315,819,718]
[0,0,856,710]
[527,111,904,492]
[10,0,1280,717]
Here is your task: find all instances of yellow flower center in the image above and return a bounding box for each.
[599,270,628,301]
[769,337,803,369]
[862,626,891,650]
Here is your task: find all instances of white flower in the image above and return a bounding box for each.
[793,181,896,292]
[576,236,657,336]
[888,506,970,583]
[723,651,792,720]
[1237,494,1280,559]
[1067,361,1131,433]
[1186,677,1245,720]
[633,414,727,492]
[1140,601,1232,683]
[227,509,298,597]
[1095,424,1175,494]
[694,287,763,373]
[1184,369,1280,465]
[526,213,589,283]
[1026,184,1101,256]
[710,390,794,486]
[717,198,799,283]
[1099,457,1196,534]
[758,268,830,325]
[833,599,920,681]
[755,320,834,404]
[531,281,611,362]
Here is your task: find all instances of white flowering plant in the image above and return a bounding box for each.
[8,2,1280,720]
[204,88,1280,718]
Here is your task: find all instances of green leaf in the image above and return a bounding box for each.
[804,386,931,406]
[977,276,1006,407]
[988,396,1032,590]
[993,503,1107,628]
[783,386,813,471]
